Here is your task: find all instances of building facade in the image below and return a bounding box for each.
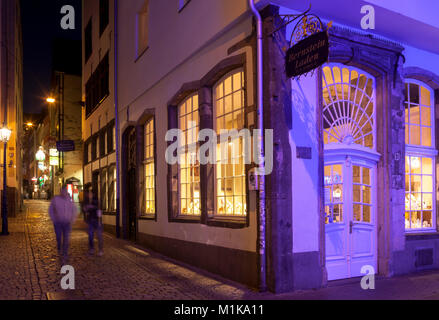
[1,0,23,215]
[82,0,118,228]
[83,0,439,293]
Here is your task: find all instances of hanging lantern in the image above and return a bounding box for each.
[0,126,11,143]
[35,147,46,161]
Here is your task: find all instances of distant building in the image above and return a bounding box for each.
[0,0,24,215]
[48,39,84,201]
[82,0,117,228]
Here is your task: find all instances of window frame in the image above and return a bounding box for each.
[99,0,110,36]
[404,79,438,233]
[108,165,117,214]
[212,69,248,220]
[84,19,92,63]
[141,117,157,219]
[177,93,201,218]
[166,54,249,228]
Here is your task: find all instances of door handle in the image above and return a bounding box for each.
[349,221,353,234]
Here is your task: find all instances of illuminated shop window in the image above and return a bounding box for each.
[179,94,200,216]
[108,165,116,212]
[405,81,436,232]
[144,119,155,215]
[214,70,247,217]
[324,165,343,224]
[100,169,108,211]
[322,65,375,150]
[352,166,372,223]
[405,82,433,147]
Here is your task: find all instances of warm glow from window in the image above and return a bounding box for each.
[322,65,375,149]
[405,82,433,147]
[214,71,247,217]
[144,119,155,215]
[324,165,343,224]
[179,95,200,216]
[405,156,434,230]
[404,81,436,232]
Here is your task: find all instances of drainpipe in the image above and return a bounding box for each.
[248,0,266,292]
[114,0,121,238]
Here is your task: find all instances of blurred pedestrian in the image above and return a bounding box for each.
[83,189,103,257]
[49,185,78,262]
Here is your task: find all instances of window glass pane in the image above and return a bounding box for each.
[214,71,246,216]
[409,105,420,125]
[353,166,360,184]
[353,204,361,221]
[421,86,431,106]
[363,167,370,185]
[422,157,432,175]
[363,205,371,223]
[178,95,200,216]
[143,118,155,216]
[322,65,375,149]
[409,83,419,104]
[405,155,435,230]
[421,106,431,126]
[409,126,420,145]
[421,127,431,147]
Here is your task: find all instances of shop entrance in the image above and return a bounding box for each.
[324,160,377,280]
[322,63,380,280]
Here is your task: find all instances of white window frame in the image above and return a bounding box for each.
[322,63,377,151]
[405,79,437,233]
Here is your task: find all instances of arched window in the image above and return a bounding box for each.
[322,64,376,149]
[213,70,247,216]
[178,94,200,216]
[404,80,437,231]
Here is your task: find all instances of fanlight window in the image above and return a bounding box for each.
[322,65,375,149]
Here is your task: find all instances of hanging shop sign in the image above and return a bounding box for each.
[286,31,329,78]
[57,140,75,152]
[50,157,59,166]
[283,13,330,79]
[49,148,59,157]
[38,162,46,171]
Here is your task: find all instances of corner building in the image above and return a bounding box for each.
[108,0,439,292]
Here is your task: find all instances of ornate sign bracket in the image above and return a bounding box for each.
[268,4,312,38]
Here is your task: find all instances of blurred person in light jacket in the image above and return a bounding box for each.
[49,185,79,261]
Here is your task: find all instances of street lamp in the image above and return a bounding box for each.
[0,126,11,236]
[46,97,56,104]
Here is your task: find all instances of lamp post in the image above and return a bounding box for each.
[0,125,12,236]
[47,97,56,197]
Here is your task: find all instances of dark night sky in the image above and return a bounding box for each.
[20,0,82,115]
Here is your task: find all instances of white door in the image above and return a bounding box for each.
[325,160,377,281]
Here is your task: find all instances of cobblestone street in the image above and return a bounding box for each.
[2,200,439,300]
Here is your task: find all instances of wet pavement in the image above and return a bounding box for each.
[1,200,439,300]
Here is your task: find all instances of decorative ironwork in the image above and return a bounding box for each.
[269,4,312,37]
[290,14,325,47]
